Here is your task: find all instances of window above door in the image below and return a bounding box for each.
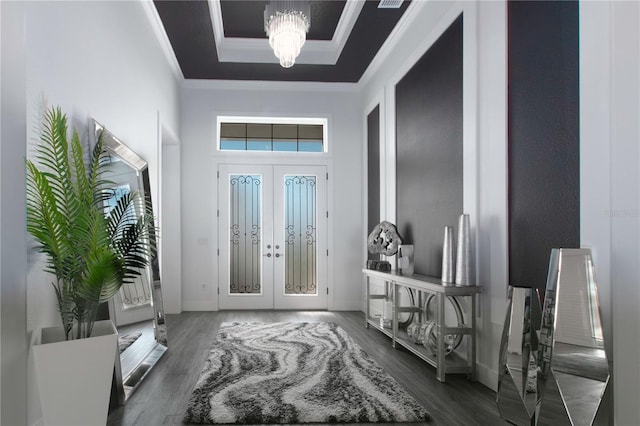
[217,117,327,153]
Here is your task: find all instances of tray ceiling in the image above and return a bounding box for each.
[153,0,411,82]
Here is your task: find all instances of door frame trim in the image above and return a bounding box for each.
[216,159,333,310]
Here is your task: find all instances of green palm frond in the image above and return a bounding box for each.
[26,106,155,340]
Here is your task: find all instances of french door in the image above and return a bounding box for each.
[218,164,328,310]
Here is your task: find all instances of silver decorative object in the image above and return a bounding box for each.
[367,221,403,256]
[496,286,542,426]
[536,248,610,426]
[415,322,433,345]
[406,321,419,341]
[423,294,464,355]
[455,213,471,286]
[441,226,455,284]
[420,321,438,354]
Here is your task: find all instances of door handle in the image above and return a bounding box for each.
[264,253,272,258]
[275,253,281,258]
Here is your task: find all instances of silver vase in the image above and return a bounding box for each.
[441,226,455,285]
[455,214,471,286]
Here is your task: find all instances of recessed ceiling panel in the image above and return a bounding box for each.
[220,0,346,40]
[153,0,411,82]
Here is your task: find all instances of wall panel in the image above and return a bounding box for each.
[508,1,580,289]
[395,15,463,277]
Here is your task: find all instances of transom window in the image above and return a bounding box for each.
[218,118,326,153]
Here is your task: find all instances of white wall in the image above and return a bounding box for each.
[361,0,508,390]
[180,81,362,311]
[16,2,180,424]
[581,2,640,424]
[1,2,28,424]
[161,123,182,314]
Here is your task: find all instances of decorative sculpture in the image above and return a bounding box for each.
[496,286,542,426]
[366,221,403,271]
[536,249,609,426]
[367,221,403,256]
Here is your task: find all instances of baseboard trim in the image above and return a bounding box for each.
[182,301,217,311]
[476,362,499,392]
[329,306,362,311]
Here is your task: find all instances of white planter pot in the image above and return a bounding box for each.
[33,320,118,426]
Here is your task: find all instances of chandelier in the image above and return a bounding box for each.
[264,1,311,68]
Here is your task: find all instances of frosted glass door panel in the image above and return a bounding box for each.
[274,166,327,309]
[284,175,317,295]
[229,174,262,294]
[218,165,273,310]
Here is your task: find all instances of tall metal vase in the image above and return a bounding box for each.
[455,213,471,286]
[441,226,455,284]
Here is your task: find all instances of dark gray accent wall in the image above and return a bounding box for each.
[508,1,580,290]
[367,105,381,261]
[396,15,463,278]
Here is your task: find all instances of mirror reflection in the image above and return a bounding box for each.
[497,286,542,426]
[92,119,168,405]
[537,248,609,425]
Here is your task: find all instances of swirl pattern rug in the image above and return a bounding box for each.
[183,322,431,424]
[118,332,142,354]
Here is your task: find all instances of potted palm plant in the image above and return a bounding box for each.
[27,106,155,425]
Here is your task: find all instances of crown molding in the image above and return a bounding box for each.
[208,0,365,65]
[357,0,425,88]
[182,78,360,93]
[140,0,183,81]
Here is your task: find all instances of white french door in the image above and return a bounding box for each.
[218,164,328,310]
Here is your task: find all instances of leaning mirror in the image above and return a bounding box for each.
[91,119,168,405]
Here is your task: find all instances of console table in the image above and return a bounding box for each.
[363,269,481,382]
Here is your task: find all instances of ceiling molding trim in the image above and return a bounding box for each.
[357,0,426,88]
[213,39,342,65]
[209,0,226,49]
[208,0,365,65]
[327,0,367,62]
[182,78,360,93]
[141,0,184,80]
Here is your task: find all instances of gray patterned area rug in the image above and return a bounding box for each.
[183,322,431,424]
[118,332,142,354]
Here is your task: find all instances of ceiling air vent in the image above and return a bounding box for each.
[378,0,404,8]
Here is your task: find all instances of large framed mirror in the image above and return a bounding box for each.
[91,119,168,405]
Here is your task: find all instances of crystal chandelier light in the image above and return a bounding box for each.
[264,1,311,68]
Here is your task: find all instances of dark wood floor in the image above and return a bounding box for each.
[107,311,502,425]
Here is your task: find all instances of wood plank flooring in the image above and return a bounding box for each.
[106,311,501,425]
